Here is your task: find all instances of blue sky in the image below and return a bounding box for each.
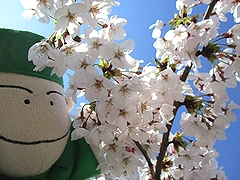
[0,0,239,179]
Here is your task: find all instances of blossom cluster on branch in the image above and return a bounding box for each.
[20,0,240,179]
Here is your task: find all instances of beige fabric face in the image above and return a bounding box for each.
[0,73,71,177]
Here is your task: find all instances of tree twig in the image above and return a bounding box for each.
[203,0,219,20]
[133,1,219,179]
[153,1,219,179]
[133,140,155,177]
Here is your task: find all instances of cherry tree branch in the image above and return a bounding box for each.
[153,76,189,180]
[203,0,219,20]
[153,1,219,179]
[133,140,155,176]
[132,1,219,179]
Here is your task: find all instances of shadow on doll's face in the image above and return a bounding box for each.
[0,73,71,177]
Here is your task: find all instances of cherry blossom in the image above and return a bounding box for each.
[176,0,194,14]
[109,39,137,69]
[83,27,114,59]
[95,97,116,124]
[85,75,115,102]
[110,105,140,131]
[28,40,56,71]
[20,0,54,23]
[51,36,83,76]
[215,0,240,23]
[89,124,116,145]
[180,112,208,136]
[115,154,143,180]
[21,0,240,179]
[71,51,99,87]
[98,141,125,165]
[54,2,87,36]
[113,77,142,108]
[81,0,112,29]
[102,15,127,41]
[164,25,188,49]
[71,127,89,140]
[149,20,164,39]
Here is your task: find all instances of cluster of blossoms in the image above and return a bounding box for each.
[21,0,240,179]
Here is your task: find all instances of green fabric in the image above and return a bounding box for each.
[0,135,100,180]
[0,28,63,87]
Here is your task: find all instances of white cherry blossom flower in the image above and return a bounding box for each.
[174,148,202,171]
[110,105,140,131]
[176,0,194,14]
[215,0,233,14]
[71,127,89,140]
[51,37,82,76]
[164,25,188,48]
[106,0,120,6]
[149,19,164,39]
[115,154,143,180]
[65,73,79,103]
[110,39,137,68]
[98,141,125,165]
[195,128,217,148]
[102,15,127,40]
[85,75,115,102]
[180,113,208,136]
[20,0,54,23]
[183,169,208,180]
[71,51,99,87]
[113,77,142,108]
[152,122,168,133]
[83,27,113,59]
[187,19,214,46]
[227,24,240,55]
[28,40,56,71]
[82,0,111,29]
[20,0,38,20]
[96,97,116,123]
[153,38,176,60]
[224,101,240,122]
[118,125,147,142]
[89,124,116,145]
[51,54,68,76]
[215,0,240,23]
[138,92,155,123]
[54,2,87,36]
[159,103,175,122]
[233,3,240,23]
[156,68,180,93]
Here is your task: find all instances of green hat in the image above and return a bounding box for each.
[0,28,63,87]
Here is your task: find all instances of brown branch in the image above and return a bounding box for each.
[133,1,219,180]
[153,65,193,180]
[152,88,184,180]
[153,1,219,179]
[203,0,219,20]
[133,140,155,177]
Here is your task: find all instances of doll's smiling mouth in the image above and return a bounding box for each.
[0,130,69,145]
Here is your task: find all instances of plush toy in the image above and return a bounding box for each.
[0,28,100,180]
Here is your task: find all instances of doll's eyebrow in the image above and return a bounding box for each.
[0,85,33,93]
[46,90,63,96]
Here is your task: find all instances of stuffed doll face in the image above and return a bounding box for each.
[0,73,71,177]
